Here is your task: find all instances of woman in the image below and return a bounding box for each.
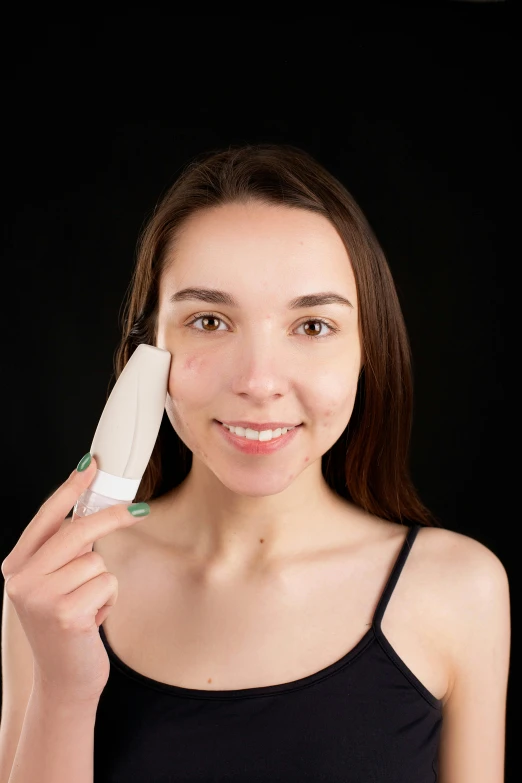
[3,144,510,782]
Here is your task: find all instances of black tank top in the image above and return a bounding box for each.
[93,523,442,782]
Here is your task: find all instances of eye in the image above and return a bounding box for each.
[186,313,339,340]
[296,319,339,340]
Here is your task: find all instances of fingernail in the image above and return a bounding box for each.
[76,453,92,472]
[127,502,151,517]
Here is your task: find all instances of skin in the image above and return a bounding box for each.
[153,201,367,581]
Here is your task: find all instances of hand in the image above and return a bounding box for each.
[1,455,150,705]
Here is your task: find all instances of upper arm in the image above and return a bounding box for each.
[438,535,511,783]
[0,580,35,780]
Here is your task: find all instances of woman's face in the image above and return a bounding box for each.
[155,201,363,497]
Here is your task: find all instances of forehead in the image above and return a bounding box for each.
[161,201,357,304]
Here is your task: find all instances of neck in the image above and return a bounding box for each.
[154,461,357,580]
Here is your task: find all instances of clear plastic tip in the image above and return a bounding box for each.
[72,487,133,520]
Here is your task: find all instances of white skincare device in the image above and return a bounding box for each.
[72,344,172,519]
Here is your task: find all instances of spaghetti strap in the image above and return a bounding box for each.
[372,523,423,632]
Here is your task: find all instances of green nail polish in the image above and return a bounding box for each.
[127,502,151,517]
[76,453,92,472]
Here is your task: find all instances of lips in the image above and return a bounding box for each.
[215,418,301,453]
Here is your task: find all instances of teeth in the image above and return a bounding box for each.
[221,423,296,441]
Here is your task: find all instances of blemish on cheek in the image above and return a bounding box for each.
[259,538,265,544]
[304,456,310,463]
[183,356,199,371]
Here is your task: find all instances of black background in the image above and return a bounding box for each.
[4,3,516,777]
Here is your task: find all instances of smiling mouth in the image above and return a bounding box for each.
[215,420,302,442]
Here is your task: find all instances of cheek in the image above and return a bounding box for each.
[166,353,221,409]
[163,354,220,459]
[311,369,359,430]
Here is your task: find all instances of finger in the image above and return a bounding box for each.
[42,550,108,601]
[27,501,150,577]
[55,570,119,632]
[4,456,99,572]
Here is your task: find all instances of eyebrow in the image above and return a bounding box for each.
[169,287,354,310]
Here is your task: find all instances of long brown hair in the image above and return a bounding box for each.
[113,144,442,528]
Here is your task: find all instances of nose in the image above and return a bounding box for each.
[228,329,296,400]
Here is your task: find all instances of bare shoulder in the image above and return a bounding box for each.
[413,525,511,695]
[414,522,506,568]
[414,524,510,604]
[412,524,510,621]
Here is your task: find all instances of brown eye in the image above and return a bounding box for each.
[200,316,220,331]
[296,319,338,339]
[188,314,225,332]
[302,320,323,337]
